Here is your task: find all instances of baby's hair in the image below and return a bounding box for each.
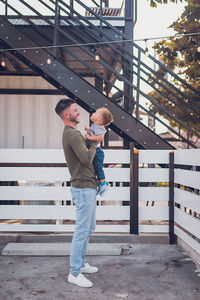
[100,107,114,126]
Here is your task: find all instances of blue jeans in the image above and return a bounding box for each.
[70,187,97,276]
[93,147,105,181]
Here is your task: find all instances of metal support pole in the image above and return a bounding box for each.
[136,49,141,120]
[123,0,134,148]
[130,143,139,234]
[70,0,74,17]
[100,0,103,31]
[53,0,59,58]
[169,151,175,244]
[5,0,8,16]
[133,0,138,26]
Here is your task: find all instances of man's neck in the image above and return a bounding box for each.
[63,120,77,129]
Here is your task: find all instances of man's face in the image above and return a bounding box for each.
[67,103,80,124]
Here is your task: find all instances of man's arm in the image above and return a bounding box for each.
[85,133,103,143]
[70,131,98,166]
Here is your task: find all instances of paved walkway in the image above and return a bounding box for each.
[0,243,200,300]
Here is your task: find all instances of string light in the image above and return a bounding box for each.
[95,52,100,61]
[90,46,100,61]
[1,58,6,68]
[197,40,200,53]
[0,32,200,66]
[47,57,52,64]
[0,32,199,53]
[0,51,6,68]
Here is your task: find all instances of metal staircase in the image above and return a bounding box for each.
[0,0,199,149]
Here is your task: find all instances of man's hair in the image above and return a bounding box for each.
[100,107,114,126]
[55,98,76,116]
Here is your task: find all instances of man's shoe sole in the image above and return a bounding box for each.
[68,278,93,288]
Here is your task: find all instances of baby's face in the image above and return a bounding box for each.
[91,108,103,124]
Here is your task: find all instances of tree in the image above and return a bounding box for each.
[147,0,200,136]
[148,0,183,7]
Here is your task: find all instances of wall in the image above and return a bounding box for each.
[0,76,90,149]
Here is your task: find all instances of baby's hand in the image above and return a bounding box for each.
[85,132,95,140]
[84,126,89,132]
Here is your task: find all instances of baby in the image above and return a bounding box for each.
[85,107,114,196]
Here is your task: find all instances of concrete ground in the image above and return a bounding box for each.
[0,242,200,300]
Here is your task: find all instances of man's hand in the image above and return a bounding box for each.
[85,132,103,143]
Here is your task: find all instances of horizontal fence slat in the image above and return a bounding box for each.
[0,186,71,201]
[0,149,65,164]
[0,205,129,220]
[99,187,130,201]
[104,150,130,164]
[175,207,200,239]
[139,169,169,182]
[0,167,130,182]
[0,224,169,234]
[0,224,129,233]
[175,226,200,255]
[0,186,130,201]
[139,187,169,202]
[175,149,200,166]
[175,169,200,190]
[139,207,168,220]
[0,149,130,164]
[97,206,129,220]
[139,150,170,164]
[0,167,70,181]
[104,168,130,181]
[174,188,200,214]
[0,206,168,221]
[139,225,168,233]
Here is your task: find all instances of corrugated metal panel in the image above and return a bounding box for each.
[0,94,89,149]
[0,78,90,149]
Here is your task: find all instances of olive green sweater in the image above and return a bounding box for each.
[62,125,98,189]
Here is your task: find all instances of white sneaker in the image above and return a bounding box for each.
[68,273,93,288]
[81,263,99,274]
[99,181,110,197]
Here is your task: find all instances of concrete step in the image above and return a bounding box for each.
[2,243,128,256]
[0,233,169,244]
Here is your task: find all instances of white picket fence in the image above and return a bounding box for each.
[0,149,199,255]
[173,150,200,256]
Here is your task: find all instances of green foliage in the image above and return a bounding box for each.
[148,0,183,8]
[148,0,200,135]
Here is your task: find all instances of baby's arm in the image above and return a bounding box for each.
[85,132,104,143]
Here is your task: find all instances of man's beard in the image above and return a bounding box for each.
[69,113,79,124]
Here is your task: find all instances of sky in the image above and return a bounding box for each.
[135,0,185,38]
[132,0,186,133]
[134,0,185,53]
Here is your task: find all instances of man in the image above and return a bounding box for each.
[55,99,99,288]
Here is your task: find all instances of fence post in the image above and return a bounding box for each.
[130,143,139,234]
[169,151,175,244]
